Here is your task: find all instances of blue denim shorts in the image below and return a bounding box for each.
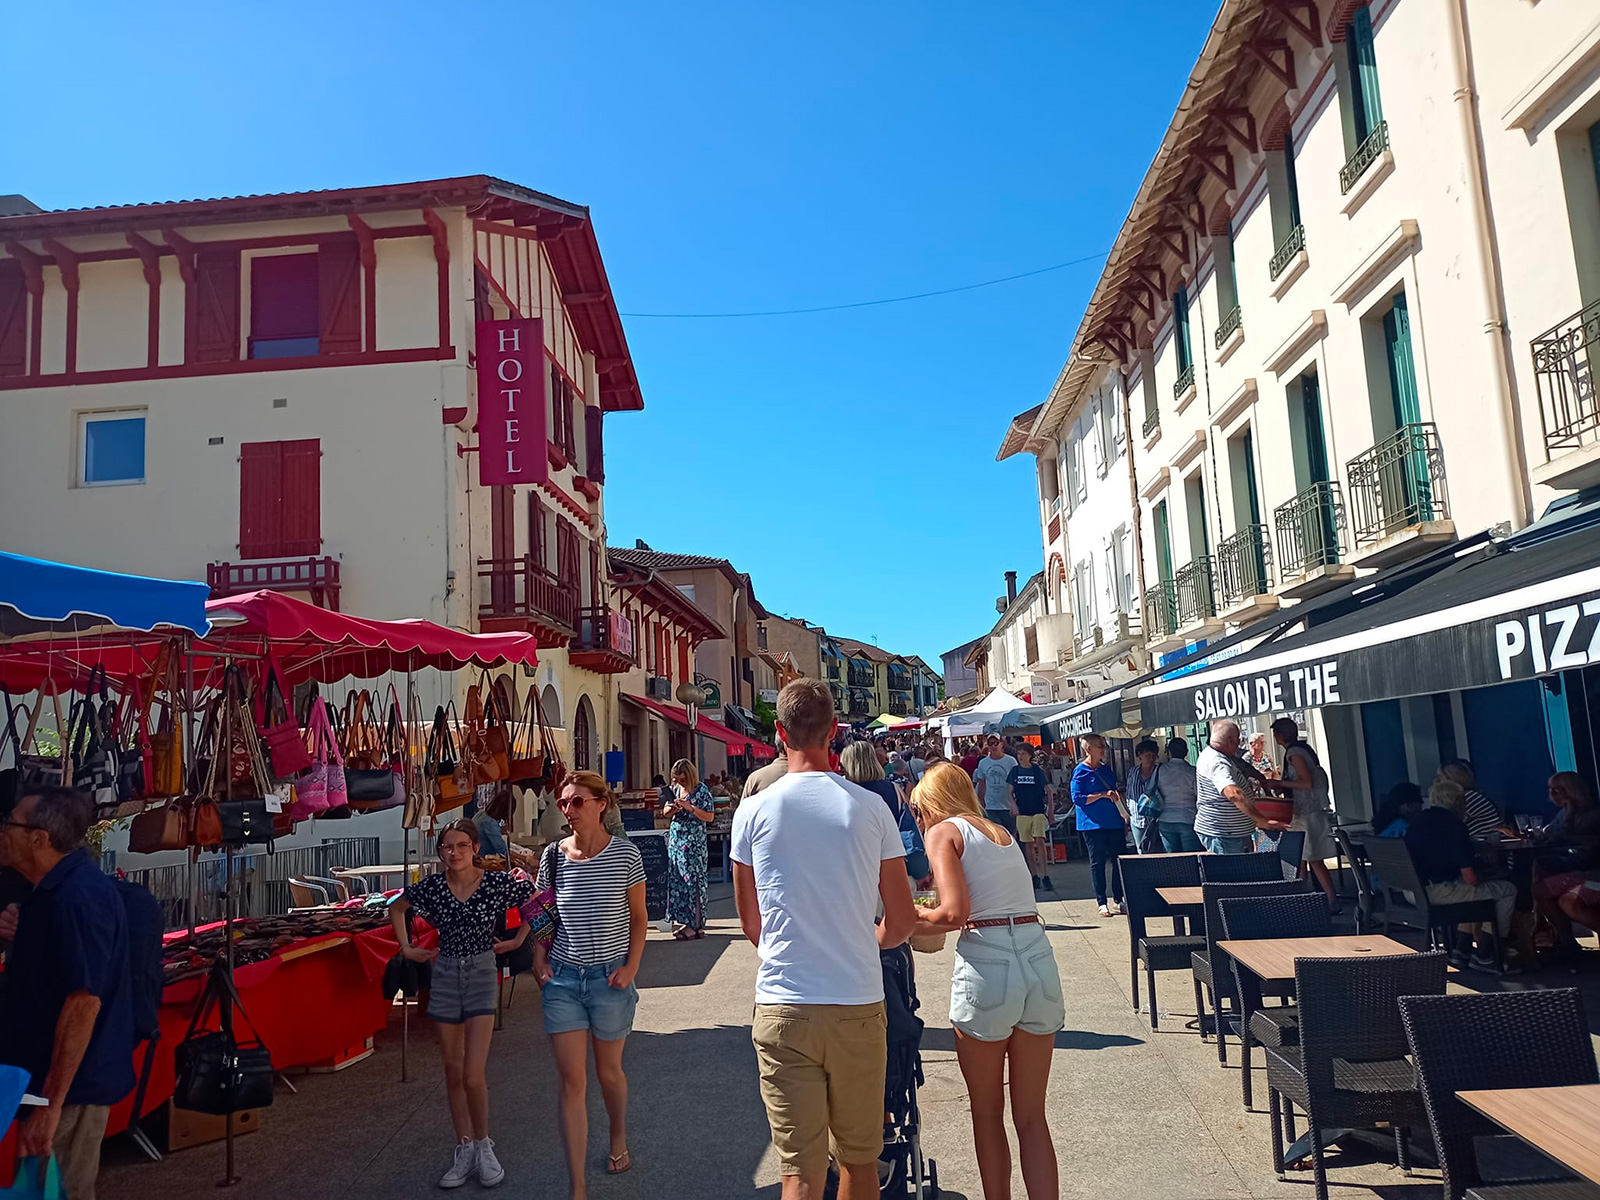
[541,958,638,1041]
[428,952,498,1024]
[950,922,1065,1042]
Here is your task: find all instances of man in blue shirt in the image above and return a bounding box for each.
[1071,734,1127,916]
[0,786,134,1200]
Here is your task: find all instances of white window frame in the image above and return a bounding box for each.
[76,408,148,488]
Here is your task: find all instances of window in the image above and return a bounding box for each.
[1345,6,1383,144]
[79,411,146,486]
[1173,287,1193,375]
[550,364,578,460]
[1062,429,1084,514]
[1093,385,1119,476]
[239,439,321,557]
[249,253,320,359]
[528,494,550,573]
[677,584,695,603]
[1110,525,1134,611]
[557,522,581,588]
[1216,223,1240,315]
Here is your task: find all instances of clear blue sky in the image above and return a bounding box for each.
[4,1,1214,669]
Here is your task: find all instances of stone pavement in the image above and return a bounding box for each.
[99,860,1584,1200]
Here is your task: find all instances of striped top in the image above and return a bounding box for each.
[537,835,645,967]
[1195,746,1259,838]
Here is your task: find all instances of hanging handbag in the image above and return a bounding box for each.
[203,667,275,849]
[145,650,185,798]
[427,704,470,813]
[17,683,70,792]
[69,666,118,813]
[507,683,545,784]
[464,679,508,784]
[257,653,312,778]
[533,686,567,797]
[290,698,343,820]
[128,800,190,853]
[375,686,410,812]
[402,683,428,830]
[173,961,275,1116]
[0,689,25,813]
[111,673,145,812]
[342,691,380,770]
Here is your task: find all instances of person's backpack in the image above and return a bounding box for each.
[115,877,164,1042]
[898,806,930,881]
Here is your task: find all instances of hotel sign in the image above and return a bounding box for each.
[476,317,547,487]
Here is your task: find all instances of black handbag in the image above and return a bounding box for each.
[173,961,275,1115]
[345,768,396,805]
[218,797,275,847]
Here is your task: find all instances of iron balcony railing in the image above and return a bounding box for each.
[888,693,910,717]
[1142,403,1160,438]
[887,669,912,691]
[1339,120,1390,195]
[1274,481,1347,578]
[1216,524,1273,607]
[1175,556,1218,626]
[1214,304,1243,349]
[1346,422,1450,549]
[847,663,874,688]
[826,662,841,681]
[1531,299,1600,453]
[1173,362,1196,401]
[1145,578,1179,641]
[1269,223,1306,281]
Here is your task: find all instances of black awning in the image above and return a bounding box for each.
[1139,492,1600,727]
[1042,690,1128,740]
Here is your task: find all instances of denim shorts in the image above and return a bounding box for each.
[428,952,498,1024]
[950,921,1065,1042]
[1201,834,1258,856]
[541,958,638,1041]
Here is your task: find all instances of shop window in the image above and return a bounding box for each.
[239,439,321,558]
[79,411,146,486]
[249,254,320,359]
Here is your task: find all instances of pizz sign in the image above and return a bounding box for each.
[476,317,548,487]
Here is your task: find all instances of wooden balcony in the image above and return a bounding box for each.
[569,605,637,673]
[477,555,577,647]
[208,556,341,610]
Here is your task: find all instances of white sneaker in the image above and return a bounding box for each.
[476,1138,505,1187]
[1098,903,1112,917]
[440,1139,477,1189]
[1115,900,1128,915]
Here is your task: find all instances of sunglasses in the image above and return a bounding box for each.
[556,795,595,811]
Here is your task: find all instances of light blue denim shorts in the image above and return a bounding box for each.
[541,958,638,1041]
[950,921,1065,1042]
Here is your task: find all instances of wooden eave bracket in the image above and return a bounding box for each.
[160,229,197,284]
[40,239,80,292]
[1268,0,1323,48]
[1209,107,1259,153]
[422,208,450,265]
[3,241,45,296]
[346,214,378,270]
[126,232,163,287]
[1194,142,1235,189]
[1245,37,1297,90]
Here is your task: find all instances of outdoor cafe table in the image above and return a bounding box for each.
[1156,885,1205,908]
[332,864,414,891]
[1458,1084,1600,1185]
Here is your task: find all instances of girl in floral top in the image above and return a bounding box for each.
[391,819,532,1189]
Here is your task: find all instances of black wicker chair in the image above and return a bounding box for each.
[1357,834,1505,969]
[1215,891,1330,1110]
[1276,830,1306,876]
[1400,989,1600,1200]
[1119,853,1203,1030]
[1200,851,1286,884]
[1190,879,1308,1061]
[1263,951,1448,1200]
[1335,827,1384,934]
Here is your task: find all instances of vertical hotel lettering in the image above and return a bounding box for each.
[476,317,548,487]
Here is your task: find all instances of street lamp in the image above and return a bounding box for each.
[675,681,707,772]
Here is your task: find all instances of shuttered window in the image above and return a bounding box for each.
[239,439,321,558]
[1174,287,1193,373]
[528,494,549,574]
[318,237,362,356]
[556,521,580,589]
[584,406,605,482]
[1346,6,1383,141]
[189,250,240,363]
[249,253,320,359]
[0,260,26,377]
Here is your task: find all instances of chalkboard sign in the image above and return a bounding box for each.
[633,830,670,921]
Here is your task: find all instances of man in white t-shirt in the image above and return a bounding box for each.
[732,679,915,1200]
[971,736,1020,836]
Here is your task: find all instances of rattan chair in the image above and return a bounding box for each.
[1334,827,1384,934]
[1215,891,1330,1109]
[1264,951,1448,1200]
[1118,853,1203,1030]
[1276,830,1306,876]
[1357,834,1505,968]
[1199,851,1285,883]
[1190,879,1308,1060]
[1400,989,1600,1200]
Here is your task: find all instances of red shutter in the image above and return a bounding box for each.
[190,250,240,363]
[557,523,579,587]
[279,439,322,554]
[239,441,284,558]
[0,261,26,377]
[561,382,578,459]
[527,494,549,572]
[474,268,493,322]
[584,406,604,482]
[250,254,319,339]
[318,237,362,356]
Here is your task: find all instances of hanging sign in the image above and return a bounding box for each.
[476,317,547,487]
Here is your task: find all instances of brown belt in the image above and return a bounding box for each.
[964,914,1041,930]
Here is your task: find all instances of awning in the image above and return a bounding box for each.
[622,693,777,759]
[1041,690,1129,740]
[0,551,211,639]
[1139,491,1600,727]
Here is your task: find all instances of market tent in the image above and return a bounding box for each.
[0,551,210,639]
[943,686,1031,736]
[1040,689,1138,741]
[622,693,778,759]
[867,712,905,729]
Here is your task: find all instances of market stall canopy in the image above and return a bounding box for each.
[622,693,778,759]
[1139,490,1600,728]
[867,713,905,729]
[943,686,1031,735]
[1040,690,1136,741]
[0,551,210,639]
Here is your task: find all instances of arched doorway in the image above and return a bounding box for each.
[540,685,562,728]
[573,695,595,771]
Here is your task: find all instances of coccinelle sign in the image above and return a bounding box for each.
[476,317,547,487]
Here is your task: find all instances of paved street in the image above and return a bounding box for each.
[98,859,1586,1200]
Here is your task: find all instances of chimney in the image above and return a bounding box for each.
[635,538,651,550]
[1005,571,1018,606]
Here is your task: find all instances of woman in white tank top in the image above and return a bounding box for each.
[910,762,1064,1200]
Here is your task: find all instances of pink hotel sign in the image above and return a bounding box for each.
[476,317,548,487]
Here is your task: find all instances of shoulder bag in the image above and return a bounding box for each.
[173,961,275,1115]
[401,684,428,830]
[0,688,25,813]
[464,679,508,784]
[69,665,119,814]
[144,650,185,798]
[427,704,470,813]
[507,684,545,785]
[290,697,343,820]
[128,798,191,853]
[517,842,561,949]
[17,682,70,792]
[257,653,312,779]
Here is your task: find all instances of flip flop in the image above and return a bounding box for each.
[608,1152,632,1175]
[673,928,692,941]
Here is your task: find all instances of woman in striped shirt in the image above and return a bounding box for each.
[534,770,647,1189]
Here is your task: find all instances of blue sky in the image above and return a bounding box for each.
[4,1,1214,668]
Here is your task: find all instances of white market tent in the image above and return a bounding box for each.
[939,686,1032,736]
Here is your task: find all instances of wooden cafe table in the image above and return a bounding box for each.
[1458,1084,1600,1185]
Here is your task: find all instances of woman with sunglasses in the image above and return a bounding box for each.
[390,818,533,1189]
[534,770,648,1193]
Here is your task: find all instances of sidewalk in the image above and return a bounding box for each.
[98,859,1580,1199]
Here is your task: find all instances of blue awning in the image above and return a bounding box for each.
[0,551,211,638]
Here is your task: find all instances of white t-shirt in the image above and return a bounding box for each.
[731,771,905,1005]
[972,754,1019,810]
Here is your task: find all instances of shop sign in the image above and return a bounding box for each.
[476,317,547,487]
[758,689,779,704]
[1043,692,1124,740]
[697,680,722,711]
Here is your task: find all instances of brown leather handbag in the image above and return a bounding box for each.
[504,681,545,784]
[465,679,508,784]
[427,703,471,813]
[128,801,190,853]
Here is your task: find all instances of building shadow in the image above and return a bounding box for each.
[639,931,737,988]
[921,1025,1143,1054]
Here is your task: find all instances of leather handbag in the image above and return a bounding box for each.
[0,689,25,814]
[69,666,119,813]
[188,795,224,848]
[464,680,508,784]
[218,797,273,845]
[17,683,70,792]
[290,698,343,820]
[402,684,428,831]
[257,654,312,778]
[128,801,190,853]
[506,683,545,784]
[173,962,275,1115]
[534,686,567,798]
[427,704,470,812]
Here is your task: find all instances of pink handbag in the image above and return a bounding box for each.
[291,698,346,820]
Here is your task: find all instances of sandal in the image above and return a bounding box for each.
[673,928,692,941]
[608,1152,632,1175]
[694,929,706,940]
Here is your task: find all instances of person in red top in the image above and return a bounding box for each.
[960,743,982,777]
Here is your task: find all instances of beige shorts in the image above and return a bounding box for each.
[752,1002,886,1176]
[1016,813,1049,842]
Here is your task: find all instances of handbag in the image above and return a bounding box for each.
[898,804,930,880]
[218,797,274,845]
[69,666,118,813]
[464,679,508,784]
[0,689,25,813]
[291,698,344,820]
[173,962,275,1116]
[520,842,563,949]
[506,683,545,784]
[144,650,185,798]
[427,704,470,813]
[128,801,190,853]
[2,1156,63,1200]
[402,684,428,830]
[257,654,312,778]
[17,683,69,792]
[111,674,145,812]
[199,667,274,849]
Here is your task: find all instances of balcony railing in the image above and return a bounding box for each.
[888,696,910,717]
[572,605,636,664]
[1175,556,1218,626]
[1347,422,1451,549]
[847,690,871,716]
[1214,304,1243,349]
[1173,363,1196,401]
[1142,404,1160,438]
[1216,525,1273,606]
[477,555,577,633]
[208,556,341,610]
[1145,578,1179,642]
[1532,300,1600,453]
[1269,224,1306,281]
[1339,120,1390,195]
[1274,481,1347,578]
[826,662,841,681]
[887,671,912,692]
[847,664,874,688]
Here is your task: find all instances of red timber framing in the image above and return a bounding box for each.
[471,219,587,397]
[608,553,726,690]
[2,242,44,376]
[126,233,163,368]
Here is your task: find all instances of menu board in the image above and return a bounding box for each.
[632,830,670,922]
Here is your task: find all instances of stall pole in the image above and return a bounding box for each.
[185,637,199,939]
[219,844,240,1188]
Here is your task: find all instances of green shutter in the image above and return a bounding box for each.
[1175,287,1192,372]
[1348,6,1383,139]
[1382,293,1432,521]
[1302,374,1330,484]
[1284,127,1302,227]
[1154,501,1174,583]
[1225,222,1239,309]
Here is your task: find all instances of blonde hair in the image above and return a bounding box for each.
[840,741,884,784]
[911,761,1010,842]
[564,770,618,812]
[1437,762,1474,790]
[1428,777,1466,816]
[1550,771,1596,811]
[670,758,699,789]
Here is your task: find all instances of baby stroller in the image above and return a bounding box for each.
[879,944,937,1197]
